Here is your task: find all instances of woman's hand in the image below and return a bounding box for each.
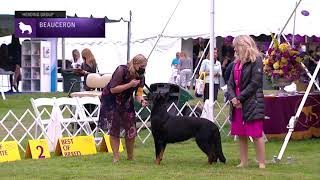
[83,70,89,75]
[222,58,229,67]
[231,97,238,105]
[130,79,140,87]
[234,103,242,109]
[231,98,241,108]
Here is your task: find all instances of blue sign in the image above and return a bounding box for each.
[15,18,105,38]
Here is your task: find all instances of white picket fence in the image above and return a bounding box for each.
[0,99,231,152]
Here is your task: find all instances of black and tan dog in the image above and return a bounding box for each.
[150,92,226,165]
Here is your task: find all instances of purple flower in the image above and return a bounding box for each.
[282,51,290,58]
[271,72,280,78]
[282,65,289,73]
[289,55,296,62]
[276,54,282,60]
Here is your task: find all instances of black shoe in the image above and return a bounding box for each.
[13,85,19,92]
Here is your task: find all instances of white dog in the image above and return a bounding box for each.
[18,22,32,34]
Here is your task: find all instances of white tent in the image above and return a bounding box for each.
[1,0,319,85]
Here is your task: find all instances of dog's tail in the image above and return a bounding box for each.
[214,131,226,163]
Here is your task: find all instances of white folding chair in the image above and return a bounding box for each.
[55,97,83,137]
[76,96,102,143]
[30,97,56,139]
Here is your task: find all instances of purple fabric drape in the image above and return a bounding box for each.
[264,94,320,136]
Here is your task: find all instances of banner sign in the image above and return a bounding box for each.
[15,18,105,38]
[25,139,51,160]
[15,11,66,18]
[0,141,21,162]
[55,136,97,157]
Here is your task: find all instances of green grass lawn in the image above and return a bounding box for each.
[0,135,319,180]
[0,92,319,179]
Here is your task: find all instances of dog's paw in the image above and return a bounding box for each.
[154,159,161,165]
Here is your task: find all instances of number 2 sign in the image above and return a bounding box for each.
[25,139,51,159]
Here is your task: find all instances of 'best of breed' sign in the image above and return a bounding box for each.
[55,136,97,157]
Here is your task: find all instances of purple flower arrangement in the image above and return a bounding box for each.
[263,35,304,82]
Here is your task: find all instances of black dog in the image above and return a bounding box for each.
[150,92,226,165]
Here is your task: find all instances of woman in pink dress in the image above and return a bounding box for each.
[228,35,266,168]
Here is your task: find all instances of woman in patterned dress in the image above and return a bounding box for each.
[98,54,148,162]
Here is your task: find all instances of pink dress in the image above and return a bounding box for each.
[231,62,263,138]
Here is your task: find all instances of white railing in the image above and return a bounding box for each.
[0,99,231,151]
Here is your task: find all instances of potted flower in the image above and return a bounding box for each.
[263,34,304,94]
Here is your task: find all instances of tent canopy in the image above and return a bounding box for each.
[0,0,319,85]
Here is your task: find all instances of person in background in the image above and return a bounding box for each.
[222,44,234,77]
[170,52,180,84]
[98,54,148,163]
[8,35,22,92]
[80,48,97,91]
[311,46,320,84]
[0,44,12,92]
[199,48,222,102]
[0,44,8,69]
[71,49,83,69]
[223,61,234,102]
[228,35,265,169]
[222,51,234,82]
[179,51,193,89]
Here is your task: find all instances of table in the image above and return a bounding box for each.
[70,91,102,98]
[264,93,320,140]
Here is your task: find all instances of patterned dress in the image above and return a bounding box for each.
[98,65,144,139]
[230,62,263,138]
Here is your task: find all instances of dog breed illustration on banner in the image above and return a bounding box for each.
[149,92,226,165]
[18,22,33,34]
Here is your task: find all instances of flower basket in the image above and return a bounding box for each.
[263,34,304,90]
[271,77,292,87]
[271,77,291,96]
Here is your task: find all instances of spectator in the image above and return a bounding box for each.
[223,61,234,102]
[0,44,8,70]
[79,48,97,91]
[199,48,222,102]
[8,35,21,92]
[71,49,83,69]
[169,52,180,84]
[179,51,193,89]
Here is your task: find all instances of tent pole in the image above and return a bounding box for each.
[292,1,298,45]
[275,58,320,162]
[62,38,66,69]
[279,0,302,35]
[190,41,210,80]
[147,0,182,60]
[209,0,216,105]
[127,10,132,63]
[267,0,302,52]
